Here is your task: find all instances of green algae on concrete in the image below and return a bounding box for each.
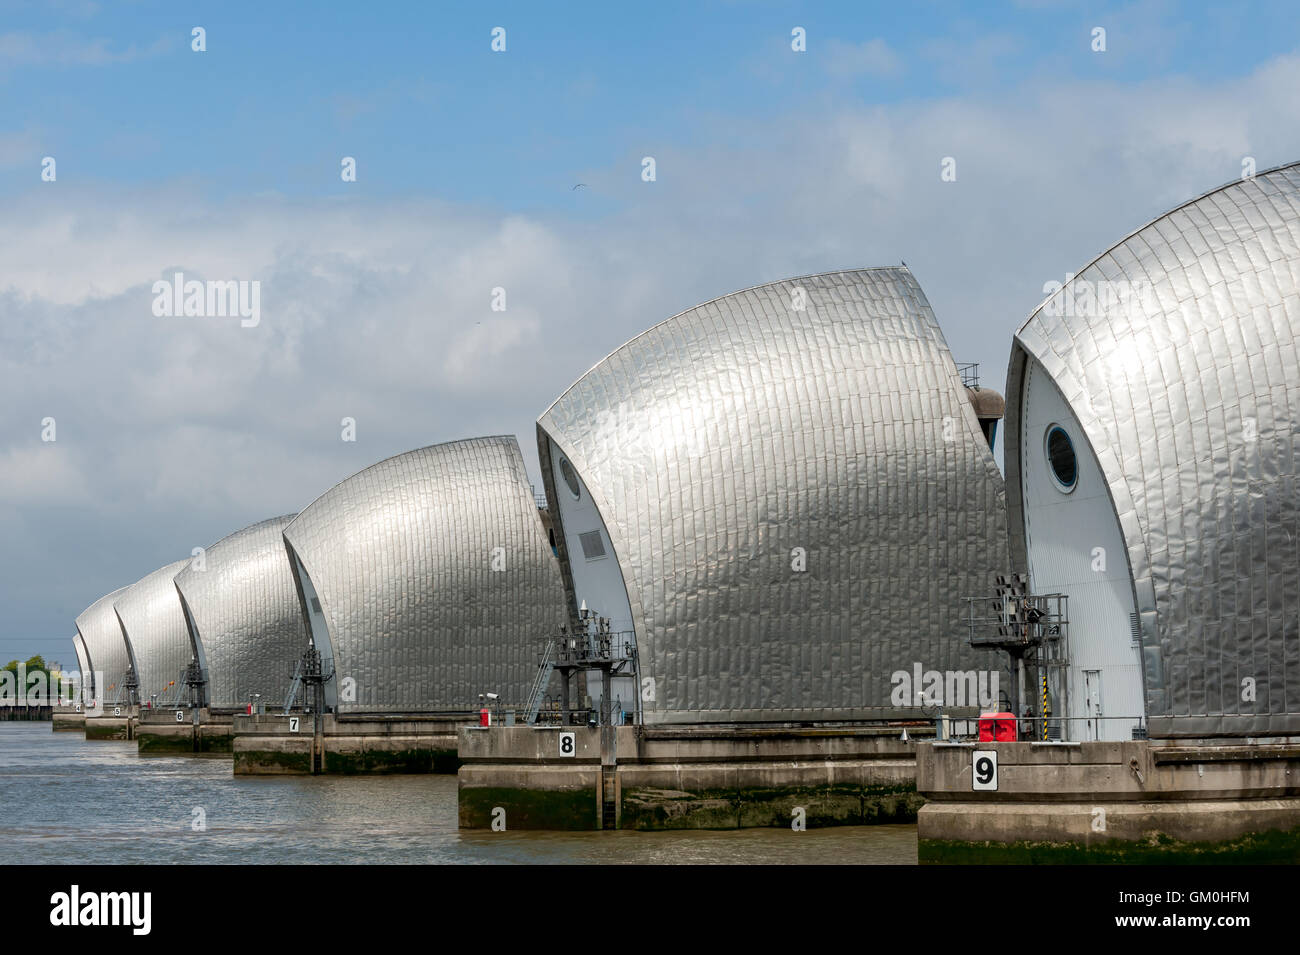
[919,827,1300,865]
[137,729,234,756]
[137,732,195,755]
[84,719,132,741]
[324,747,460,775]
[460,786,597,830]
[621,783,923,830]
[196,732,233,755]
[233,748,314,775]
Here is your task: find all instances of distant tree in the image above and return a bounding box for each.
[23,655,47,672]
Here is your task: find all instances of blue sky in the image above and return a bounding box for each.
[5,1,1297,208]
[3,0,1300,665]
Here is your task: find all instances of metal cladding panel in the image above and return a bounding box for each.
[74,587,130,703]
[538,267,1012,723]
[114,560,192,702]
[282,435,568,713]
[72,633,91,700]
[1006,162,1300,737]
[174,515,308,710]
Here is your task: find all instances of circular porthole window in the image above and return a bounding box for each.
[1044,424,1078,492]
[558,457,581,500]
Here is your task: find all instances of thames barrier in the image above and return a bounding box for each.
[34,165,1300,862]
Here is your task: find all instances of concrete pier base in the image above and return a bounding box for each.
[917,739,1300,863]
[232,713,465,775]
[136,708,234,756]
[458,724,931,831]
[84,705,138,741]
[51,705,85,731]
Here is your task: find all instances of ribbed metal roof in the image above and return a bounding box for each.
[174,515,307,710]
[539,267,1012,723]
[114,560,192,703]
[74,587,131,704]
[1006,162,1300,737]
[282,435,568,712]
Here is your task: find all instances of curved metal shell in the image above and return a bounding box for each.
[282,436,568,713]
[538,267,1011,723]
[74,587,131,704]
[174,515,308,710]
[72,633,91,701]
[1005,162,1300,737]
[114,560,192,704]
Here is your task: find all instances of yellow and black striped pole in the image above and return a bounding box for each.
[1041,672,1051,740]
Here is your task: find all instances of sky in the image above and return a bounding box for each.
[3,0,1300,666]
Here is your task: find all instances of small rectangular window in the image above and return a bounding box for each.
[1129,613,1141,647]
[578,530,606,561]
[311,597,323,614]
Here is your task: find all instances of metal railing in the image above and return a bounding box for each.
[939,714,1147,743]
[532,699,625,727]
[552,629,637,667]
[966,592,1068,649]
[527,612,639,726]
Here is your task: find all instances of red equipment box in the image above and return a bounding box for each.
[978,711,1017,741]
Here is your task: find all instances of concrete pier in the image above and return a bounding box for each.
[232,712,466,775]
[84,704,137,741]
[917,739,1300,862]
[135,707,234,755]
[51,704,85,731]
[458,723,931,830]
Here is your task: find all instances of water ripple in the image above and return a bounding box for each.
[0,724,917,864]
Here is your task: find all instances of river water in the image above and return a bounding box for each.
[0,724,917,864]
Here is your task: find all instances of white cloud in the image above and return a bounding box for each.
[0,445,91,504]
[4,49,1300,639]
[825,38,903,78]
